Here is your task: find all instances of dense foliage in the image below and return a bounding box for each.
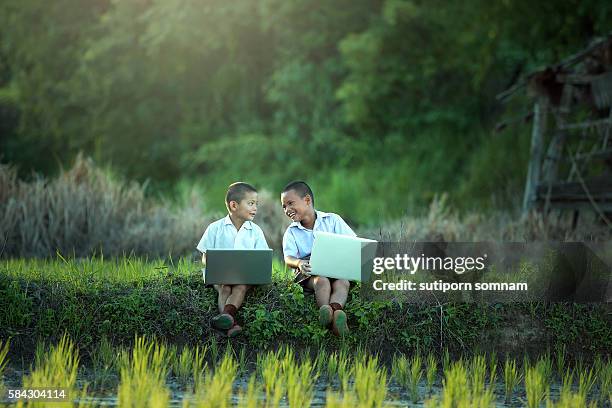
[1,1,611,223]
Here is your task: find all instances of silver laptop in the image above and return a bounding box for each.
[203,249,273,284]
[309,231,378,282]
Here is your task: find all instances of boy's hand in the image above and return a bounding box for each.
[297,259,311,274]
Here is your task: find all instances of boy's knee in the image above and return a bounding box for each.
[219,285,232,296]
[313,276,331,290]
[333,279,350,291]
[233,284,249,296]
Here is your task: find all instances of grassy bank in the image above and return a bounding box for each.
[1,257,610,360]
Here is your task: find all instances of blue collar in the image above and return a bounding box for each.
[290,210,330,230]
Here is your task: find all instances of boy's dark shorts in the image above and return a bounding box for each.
[294,270,355,295]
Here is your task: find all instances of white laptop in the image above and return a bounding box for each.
[309,231,378,282]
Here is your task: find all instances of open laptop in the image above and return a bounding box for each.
[309,231,378,282]
[203,249,273,285]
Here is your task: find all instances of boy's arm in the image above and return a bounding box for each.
[282,228,311,273]
[254,226,270,249]
[196,223,215,262]
[284,255,311,273]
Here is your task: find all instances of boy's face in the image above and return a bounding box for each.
[229,191,258,221]
[281,189,313,222]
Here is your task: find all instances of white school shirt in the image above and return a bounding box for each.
[196,215,269,253]
[282,210,356,259]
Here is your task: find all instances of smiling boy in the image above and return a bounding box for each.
[281,180,356,336]
[197,182,269,337]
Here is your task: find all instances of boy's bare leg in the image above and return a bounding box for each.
[305,276,331,307]
[329,279,350,307]
[214,284,232,313]
[226,284,250,309]
[329,279,350,336]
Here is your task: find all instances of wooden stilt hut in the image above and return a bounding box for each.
[498,33,612,227]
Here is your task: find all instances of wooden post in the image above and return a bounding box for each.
[522,99,547,214]
[542,84,573,213]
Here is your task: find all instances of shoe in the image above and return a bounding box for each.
[227,324,242,338]
[212,313,234,330]
[332,310,349,336]
[319,305,333,327]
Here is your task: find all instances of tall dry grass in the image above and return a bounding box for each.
[0,155,205,257]
[0,155,288,258]
[3,156,607,259]
[367,194,611,242]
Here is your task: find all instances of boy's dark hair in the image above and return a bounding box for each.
[226,182,257,206]
[282,180,314,206]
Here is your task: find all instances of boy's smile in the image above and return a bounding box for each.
[281,190,314,226]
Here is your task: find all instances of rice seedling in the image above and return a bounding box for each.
[237,374,261,408]
[19,334,82,408]
[391,354,409,390]
[0,339,7,397]
[523,354,531,373]
[327,352,338,382]
[409,354,423,403]
[552,391,597,408]
[577,367,596,401]
[0,339,9,377]
[426,352,437,395]
[336,353,353,393]
[488,351,498,385]
[442,348,450,372]
[90,336,117,391]
[353,356,387,408]
[259,351,284,407]
[325,390,357,408]
[559,367,574,399]
[592,355,603,379]
[325,347,352,391]
[238,346,247,376]
[192,345,208,385]
[440,361,470,405]
[286,354,318,407]
[504,358,522,404]
[525,364,547,408]
[538,352,553,389]
[313,346,327,378]
[190,351,237,408]
[555,344,566,379]
[117,336,170,408]
[598,361,611,406]
[426,359,495,408]
[470,355,487,398]
[173,345,196,385]
[91,336,115,371]
[34,340,45,368]
[575,354,585,375]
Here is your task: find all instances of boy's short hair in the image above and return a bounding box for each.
[226,182,257,207]
[282,180,314,206]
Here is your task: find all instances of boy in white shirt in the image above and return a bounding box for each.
[281,180,356,336]
[197,182,269,337]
